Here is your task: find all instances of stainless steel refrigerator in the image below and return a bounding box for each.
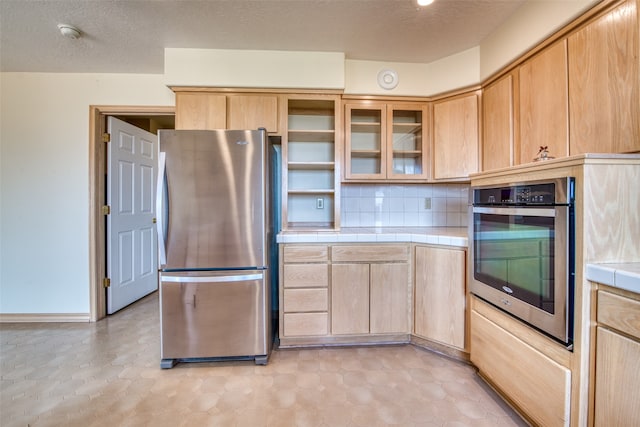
[156,129,272,368]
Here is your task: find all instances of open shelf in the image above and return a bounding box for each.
[287,189,335,195]
[284,96,340,231]
[288,129,335,142]
[350,150,382,158]
[288,161,335,170]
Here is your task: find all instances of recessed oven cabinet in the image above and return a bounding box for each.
[469,177,575,346]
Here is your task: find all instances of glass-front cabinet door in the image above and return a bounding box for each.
[345,103,386,179]
[387,104,428,180]
[344,101,428,181]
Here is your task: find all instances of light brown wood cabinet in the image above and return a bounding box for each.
[432,92,480,179]
[331,244,410,335]
[482,73,516,171]
[593,288,640,426]
[280,245,329,338]
[414,246,466,350]
[518,40,569,164]
[471,297,571,427]
[344,101,429,181]
[175,92,226,130]
[174,91,279,132]
[568,0,640,156]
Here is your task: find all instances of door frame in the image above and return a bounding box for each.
[89,105,174,321]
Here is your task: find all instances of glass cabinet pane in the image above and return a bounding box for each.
[390,109,423,177]
[349,108,383,176]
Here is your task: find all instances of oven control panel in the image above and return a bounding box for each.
[474,182,561,205]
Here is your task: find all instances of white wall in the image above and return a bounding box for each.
[164,48,345,89]
[345,47,480,96]
[0,73,174,314]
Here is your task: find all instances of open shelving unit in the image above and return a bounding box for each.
[283,96,341,230]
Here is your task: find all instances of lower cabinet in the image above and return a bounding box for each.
[331,263,369,334]
[280,242,472,349]
[414,245,466,349]
[331,262,409,335]
[331,245,410,335]
[280,245,329,338]
[593,289,640,426]
[471,297,571,427]
[279,243,412,345]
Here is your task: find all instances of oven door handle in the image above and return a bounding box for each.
[472,206,558,217]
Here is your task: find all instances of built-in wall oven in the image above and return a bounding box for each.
[470,177,575,347]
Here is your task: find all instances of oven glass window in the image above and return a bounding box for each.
[473,213,554,314]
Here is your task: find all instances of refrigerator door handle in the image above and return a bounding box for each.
[162,273,264,283]
[156,151,167,267]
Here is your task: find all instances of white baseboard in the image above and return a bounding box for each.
[0,313,91,323]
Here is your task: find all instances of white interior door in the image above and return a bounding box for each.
[107,117,158,314]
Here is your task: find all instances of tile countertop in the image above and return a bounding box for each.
[586,263,640,295]
[277,227,468,247]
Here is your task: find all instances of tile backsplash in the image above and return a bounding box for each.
[341,183,470,227]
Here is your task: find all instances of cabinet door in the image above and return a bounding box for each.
[482,73,515,171]
[433,93,479,180]
[227,95,279,133]
[370,263,409,333]
[386,104,429,180]
[471,307,571,427]
[594,327,640,426]
[519,41,569,164]
[331,263,369,334]
[175,92,226,130]
[345,103,387,179]
[568,0,639,155]
[414,246,465,349]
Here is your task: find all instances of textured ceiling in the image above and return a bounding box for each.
[0,0,526,74]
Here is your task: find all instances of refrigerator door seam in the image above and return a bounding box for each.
[156,151,167,267]
[162,273,264,283]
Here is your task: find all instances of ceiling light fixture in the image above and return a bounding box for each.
[417,0,434,6]
[58,24,81,39]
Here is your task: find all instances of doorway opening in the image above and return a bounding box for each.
[89,106,174,321]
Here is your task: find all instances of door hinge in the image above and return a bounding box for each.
[103,278,111,288]
[103,133,110,143]
[102,205,111,215]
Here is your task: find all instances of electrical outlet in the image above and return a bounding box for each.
[316,198,324,209]
[424,197,432,210]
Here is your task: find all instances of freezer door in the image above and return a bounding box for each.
[160,271,270,360]
[158,129,267,270]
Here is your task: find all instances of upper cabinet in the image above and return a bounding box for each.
[568,0,640,155]
[174,90,279,133]
[344,101,429,181]
[482,72,516,171]
[227,94,279,131]
[432,92,480,180]
[283,94,341,230]
[175,92,226,130]
[518,40,569,164]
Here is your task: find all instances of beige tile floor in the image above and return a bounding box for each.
[1,292,527,427]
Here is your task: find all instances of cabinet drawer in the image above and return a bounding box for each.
[283,313,328,336]
[283,289,328,312]
[331,245,409,262]
[598,291,640,339]
[471,309,571,427]
[283,245,328,262]
[283,264,328,288]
